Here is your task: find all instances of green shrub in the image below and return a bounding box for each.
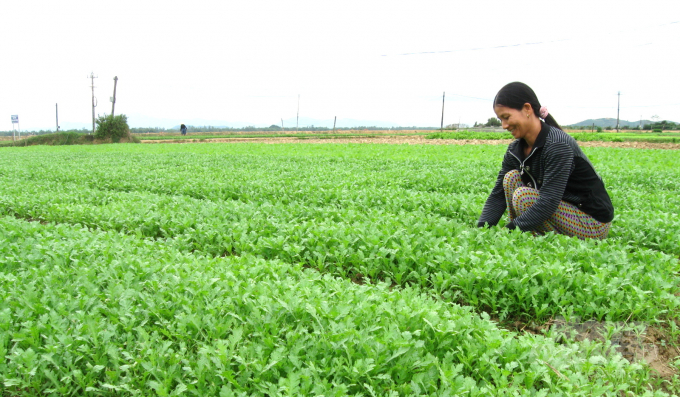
[596,126,603,132]
[653,129,662,133]
[95,114,131,142]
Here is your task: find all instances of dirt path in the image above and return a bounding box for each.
[141,135,680,149]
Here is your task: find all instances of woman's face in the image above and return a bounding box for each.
[494,104,532,140]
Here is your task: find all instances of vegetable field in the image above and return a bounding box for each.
[426,131,680,144]
[0,143,679,396]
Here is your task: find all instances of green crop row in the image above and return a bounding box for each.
[0,149,678,323]
[3,144,679,259]
[1,216,666,396]
[1,144,678,257]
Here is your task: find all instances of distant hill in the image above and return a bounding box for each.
[568,118,678,128]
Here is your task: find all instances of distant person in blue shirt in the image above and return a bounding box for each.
[180,124,188,136]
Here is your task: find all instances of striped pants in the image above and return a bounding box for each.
[504,169,610,239]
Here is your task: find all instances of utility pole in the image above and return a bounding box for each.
[111,76,118,117]
[281,118,284,132]
[296,94,300,133]
[440,92,445,132]
[56,103,59,133]
[616,91,620,132]
[88,72,98,135]
[333,116,337,134]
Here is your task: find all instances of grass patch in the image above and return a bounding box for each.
[0,132,140,147]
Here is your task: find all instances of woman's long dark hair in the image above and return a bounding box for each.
[493,82,561,130]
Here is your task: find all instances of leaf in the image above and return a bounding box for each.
[3,379,21,387]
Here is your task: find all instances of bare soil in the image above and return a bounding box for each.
[505,316,679,387]
[549,318,678,379]
[141,135,680,149]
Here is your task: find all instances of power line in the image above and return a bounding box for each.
[563,102,680,110]
[381,20,679,57]
[383,38,569,57]
[621,103,680,109]
[446,93,493,102]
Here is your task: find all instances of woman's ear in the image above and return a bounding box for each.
[523,103,534,115]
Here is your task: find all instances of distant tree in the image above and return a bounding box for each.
[597,126,603,133]
[485,117,501,127]
[95,114,131,142]
[648,115,661,130]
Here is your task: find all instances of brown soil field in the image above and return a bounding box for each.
[141,135,680,149]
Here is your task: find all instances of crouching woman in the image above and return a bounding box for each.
[477,82,613,239]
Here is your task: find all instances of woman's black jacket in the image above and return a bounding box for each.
[477,122,614,231]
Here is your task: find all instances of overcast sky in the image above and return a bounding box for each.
[1,0,678,131]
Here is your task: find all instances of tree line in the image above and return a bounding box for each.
[566,121,678,131]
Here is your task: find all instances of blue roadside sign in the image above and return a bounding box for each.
[11,115,18,124]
